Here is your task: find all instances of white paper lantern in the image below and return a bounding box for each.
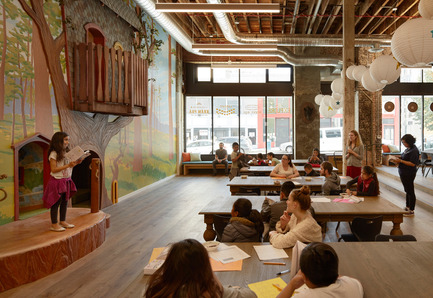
[352,65,367,82]
[314,94,324,105]
[331,78,344,94]
[332,92,342,100]
[320,103,337,118]
[419,0,433,19]
[322,95,333,106]
[369,55,401,84]
[391,18,433,67]
[330,96,344,110]
[346,65,357,80]
[361,69,387,92]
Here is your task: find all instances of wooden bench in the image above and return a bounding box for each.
[183,161,232,175]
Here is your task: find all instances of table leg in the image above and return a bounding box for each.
[390,221,403,236]
[203,214,216,241]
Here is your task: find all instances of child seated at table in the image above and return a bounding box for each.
[304,163,319,176]
[320,161,341,195]
[261,181,296,241]
[144,239,257,298]
[256,153,268,166]
[345,165,380,196]
[267,152,280,166]
[222,198,264,242]
[307,148,323,167]
[229,142,243,180]
[269,186,322,248]
[277,242,363,298]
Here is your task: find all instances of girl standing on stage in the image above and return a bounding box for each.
[346,130,364,178]
[42,132,80,232]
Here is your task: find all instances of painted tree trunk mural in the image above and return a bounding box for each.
[0,4,6,121]
[32,21,53,136]
[133,117,142,172]
[18,0,132,208]
[168,36,173,160]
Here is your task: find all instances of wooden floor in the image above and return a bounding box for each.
[2,172,433,297]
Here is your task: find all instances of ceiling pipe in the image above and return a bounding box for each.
[307,0,323,34]
[207,0,391,47]
[135,0,341,66]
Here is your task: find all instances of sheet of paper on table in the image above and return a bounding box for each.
[248,277,287,298]
[143,247,170,275]
[208,243,251,264]
[253,245,289,261]
[333,196,364,204]
[311,197,331,203]
[210,257,242,272]
[290,241,307,279]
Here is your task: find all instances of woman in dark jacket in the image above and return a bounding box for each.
[222,198,264,242]
[345,166,380,196]
[392,134,419,216]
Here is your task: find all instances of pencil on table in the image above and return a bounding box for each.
[263,262,286,265]
[272,283,283,291]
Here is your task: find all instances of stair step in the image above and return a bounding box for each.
[377,172,433,212]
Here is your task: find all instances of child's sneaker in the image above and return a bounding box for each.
[403,210,414,217]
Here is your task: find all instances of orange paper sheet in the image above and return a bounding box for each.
[210,257,243,271]
[149,247,166,263]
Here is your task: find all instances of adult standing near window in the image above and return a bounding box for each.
[212,142,228,176]
[346,130,364,178]
[392,134,419,216]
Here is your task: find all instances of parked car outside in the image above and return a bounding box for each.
[186,139,215,154]
[320,127,343,153]
[218,136,253,153]
[279,141,293,153]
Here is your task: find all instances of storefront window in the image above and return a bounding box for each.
[401,96,422,149]
[185,97,212,154]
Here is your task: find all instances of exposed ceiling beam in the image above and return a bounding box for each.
[281,0,287,34]
[311,0,329,34]
[378,0,419,35]
[321,0,342,34]
[303,0,317,34]
[357,0,391,34]
[290,0,301,34]
[389,7,419,35]
[368,0,404,35]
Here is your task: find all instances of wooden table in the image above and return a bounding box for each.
[227,176,350,195]
[213,242,433,298]
[199,195,404,241]
[241,165,336,175]
[312,195,405,236]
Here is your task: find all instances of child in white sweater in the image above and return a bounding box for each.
[269,186,322,248]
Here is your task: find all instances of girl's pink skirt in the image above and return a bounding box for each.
[42,176,77,209]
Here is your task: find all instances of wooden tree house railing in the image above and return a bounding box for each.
[73,42,148,116]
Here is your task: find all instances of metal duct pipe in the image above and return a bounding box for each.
[207,0,391,47]
[201,48,341,67]
[135,0,342,66]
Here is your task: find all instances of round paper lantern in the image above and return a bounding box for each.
[319,103,337,118]
[369,55,401,84]
[391,18,433,67]
[332,92,342,100]
[361,69,387,92]
[419,0,433,19]
[352,65,367,82]
[330,97,344,110]
[346,65,357,80]
[314,94,324,105]
[322,95,333,106]
[331,78,344,94]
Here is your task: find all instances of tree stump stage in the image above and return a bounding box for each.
[0,208,110,292]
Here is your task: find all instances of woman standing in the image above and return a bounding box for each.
[392,134,419,216]
[270,155,300,179]
[346,130,364,178]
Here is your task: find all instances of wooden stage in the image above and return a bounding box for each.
[0,208,109,292]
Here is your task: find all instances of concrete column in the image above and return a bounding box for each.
[294,66,321,159]
[343,0,356,175]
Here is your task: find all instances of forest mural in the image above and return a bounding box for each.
[0,0,178,225]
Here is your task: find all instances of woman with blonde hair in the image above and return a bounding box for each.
[346,130,364,178]
[269,186,322,249]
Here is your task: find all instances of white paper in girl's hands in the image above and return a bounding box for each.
[65,146,90,162]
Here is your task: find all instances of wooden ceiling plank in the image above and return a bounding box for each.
[389,8,419,35]
[290,0,301,34]
[282,0,287,33]
[357,0,391,35]
[228,13,241,34]
[368,0,405,35]
[303,0,317,34]
[321,0,343,35]
[378,0,419,35]
[335,0,373,34]
[311,0,330,34]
